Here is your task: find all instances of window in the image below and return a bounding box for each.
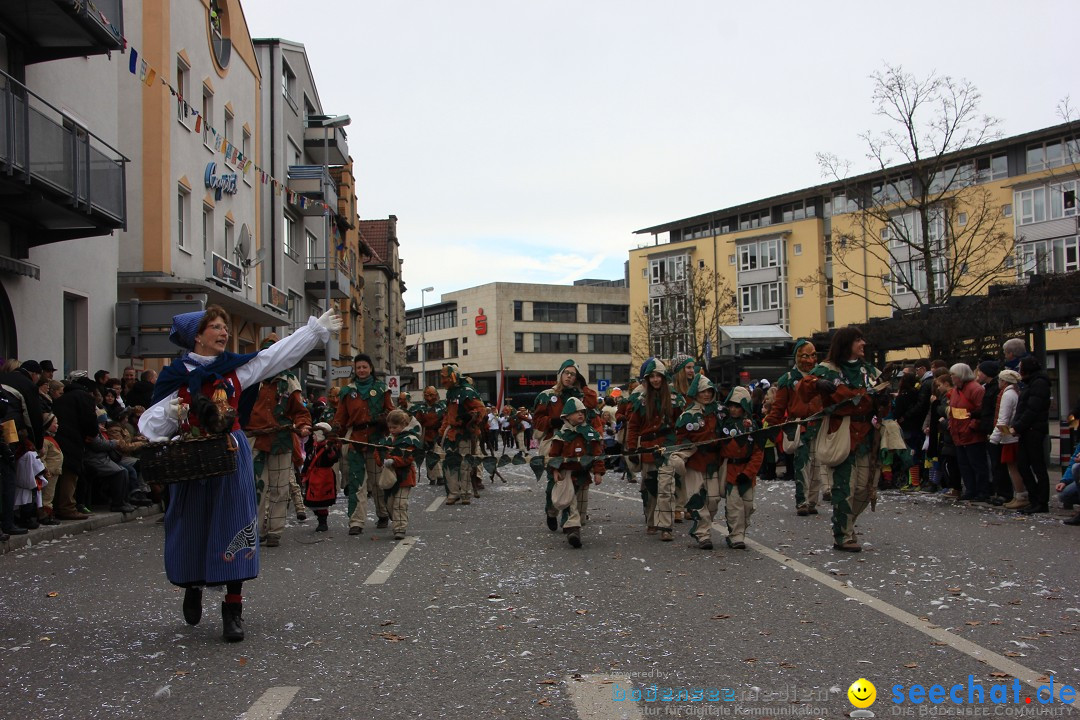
[1017,237,1080,280]
[533,333,577,353]
[824,236,832,262]
[649,255,688,285]
[793,243,802,255]
[739,209,771,230]
[288,291,303,330]
[1016,187,1047,225]
[406,308,458,335]
[738,238,780,271]
[424,341,446,361]
[728,254,736,265]
[1050,180,1079,220]
[795,286,804,297]
[780,200,811,223]
[826,282,834,306]
[177,188,189,249]
[201,87,213,148]
[176,60,190,125]
[650,295,687,323]
[683,223,712,240]
[288,138,302,167]
[975,153,1008,183]
[224,219,234,258]
[532,301,577,322]
[1026,139,1080,173]
[242,128,251,181]
[405,345,419,363]
[513,300,523,321]
[957,212,968,226]
[1003,204,1013,218]
[223,108,234,164]
[841,280,849,291]
[514,332,523,352]
[283,212,298,260]
[588,364,631,385]
[282,63,296,106]
[306,230,319,267]
[202,205,211,257]
[586,304,629,324]
[447,338,458,358]
[587,334,630,354]
[891,258,946,297]
[738,282,781,313]
[650,335,688,360]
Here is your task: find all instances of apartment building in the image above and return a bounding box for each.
[404,280,630,406]
[360,217,406,378]
[0,0,127,372]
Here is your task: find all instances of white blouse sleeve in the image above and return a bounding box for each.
[139,389,180,442]
[235,316,330,388]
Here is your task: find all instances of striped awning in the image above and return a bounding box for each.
[0,255,39,280]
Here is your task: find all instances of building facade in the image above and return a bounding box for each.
[0,0,127,373]
[254,37,354,389]
[117,0,278,365]
[630,122,1080,421]
[360,217,406,377]
[404,280,631,406]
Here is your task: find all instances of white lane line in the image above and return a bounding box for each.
[238,686,300,720]
[425,496,445,512]
[363,535,418,585]
[565,674,644,720]
[596,490,1069,701]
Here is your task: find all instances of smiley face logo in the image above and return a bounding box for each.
[848,678,877,708]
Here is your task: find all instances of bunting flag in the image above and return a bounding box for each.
[128,48,138,74]
[194,114,201,134]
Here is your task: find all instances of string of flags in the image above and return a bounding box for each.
[79,0,341,218]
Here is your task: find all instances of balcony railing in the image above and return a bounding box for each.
[0,0,124,64]
[0,70,127,243]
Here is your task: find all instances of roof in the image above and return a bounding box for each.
[634,121,1078,237]
[358,218,396,265]
[720,325,792,340]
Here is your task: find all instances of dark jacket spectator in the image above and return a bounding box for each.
[124,370,156,409]
[0,363,44,450]
[977,361,1000,438]
[1012,367,1051,436]
[893,374,924,434]
[52,379,99,476]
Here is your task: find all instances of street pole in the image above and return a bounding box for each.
[420,285,434,387]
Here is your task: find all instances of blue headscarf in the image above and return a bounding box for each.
[152,310,257,404]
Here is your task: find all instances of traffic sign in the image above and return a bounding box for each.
[115,299,204,328]
[331,365,353,380]
[597,379,610,393]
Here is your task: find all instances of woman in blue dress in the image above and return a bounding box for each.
[139,305,340,641]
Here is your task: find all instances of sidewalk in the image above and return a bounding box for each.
[0,505,162,556]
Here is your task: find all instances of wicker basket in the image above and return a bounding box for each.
[137,433,238,484]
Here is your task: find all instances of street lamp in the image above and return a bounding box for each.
[420,286,434,387]
[320,114,350,388]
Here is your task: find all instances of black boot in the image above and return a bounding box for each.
[316,515,328,532]
[221,602,244,642]
[183,587,202,626]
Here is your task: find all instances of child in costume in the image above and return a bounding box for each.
[718,386,764,550]
[379,409,423,540]
[673,374,721,549]
[302,422,339,532]
[546,397,605,548]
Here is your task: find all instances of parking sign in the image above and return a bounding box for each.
[597,379,610,393]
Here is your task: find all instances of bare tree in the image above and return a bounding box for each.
[631,265,737,368]
[812,64,1013,312]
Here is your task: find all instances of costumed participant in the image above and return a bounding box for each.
[532,360,599,530]
[333,353,394,536]
[397,392,411,412]
[139,305,340,642]
[511,406,531,455]
[245,333,312,548]
[796,326,885,553]
[301,422,339,532]
[625,358,678,541]
[547,397,605,548]
[673,373,721,550]
[615,380,641,482]
[378,409,423,540]
[438,364,485,505]
[717,386,764,549]
[411,386,446,485]
[669,355,697,523]
[763,339,824,516]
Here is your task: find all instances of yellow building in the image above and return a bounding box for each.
[631,121,1080,415]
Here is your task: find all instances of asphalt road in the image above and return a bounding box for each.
[2,460,1078,720]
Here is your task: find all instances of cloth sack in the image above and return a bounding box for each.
[782,423,803,454]
[550,470,576,511]
[814,415,851,467]
[378,464,399,490]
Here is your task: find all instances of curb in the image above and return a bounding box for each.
[0,505,163,556]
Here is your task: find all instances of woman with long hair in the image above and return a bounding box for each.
[625,358,679,541]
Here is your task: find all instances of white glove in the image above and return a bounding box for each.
[167,397,182,421]
[383,458,395,468]
[317,308,343,332]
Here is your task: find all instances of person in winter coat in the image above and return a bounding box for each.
[51,376,99,520]
[625,358,679,541]
[718,385,764,550]
[301,422,339,532]
[546,397,605,548]
[797,326,884,552]
[378,409,423,540]
[763,339,824,515]
[990,370,1025,509]
[437,363,486,507]
[673,374,722,549]
[1010,356,1052,513]
[948,363,990,503]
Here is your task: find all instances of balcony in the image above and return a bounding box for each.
[305,255,350,299]
[0,0,124,64]
[287,165,337,217]
[0,71,127,248]
[303,122,349,166]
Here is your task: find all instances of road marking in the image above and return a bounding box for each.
[364,535,417,585]
[425,496,445,512]
[566,674,643,720]
[238,686,299,720]
[595,489,1071,701]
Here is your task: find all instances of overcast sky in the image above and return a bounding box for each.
[245,1,1077,310]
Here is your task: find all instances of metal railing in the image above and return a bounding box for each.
[0,69,127,226]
